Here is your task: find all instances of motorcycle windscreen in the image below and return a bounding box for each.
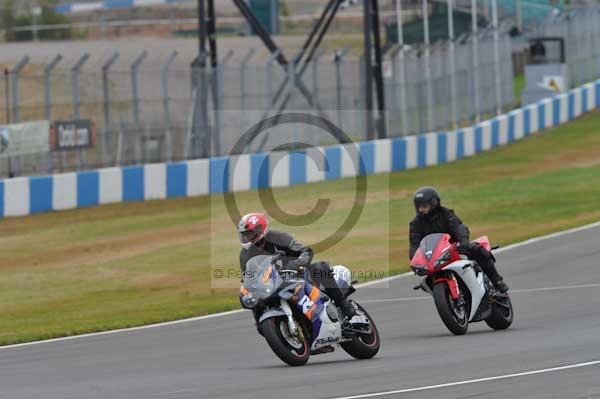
[419,233,446,259]
[241,255,283,307]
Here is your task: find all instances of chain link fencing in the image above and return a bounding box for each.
[1,30,516,178]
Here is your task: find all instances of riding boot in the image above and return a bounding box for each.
[470,244,509,293]
[326,286,356,319]
[310,261,356,319]
[480,259,509,293]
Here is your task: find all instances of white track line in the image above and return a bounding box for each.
[492,221,600,254]
[362,297,427,304]
[330,360,600,399]
[0,309,245,351]
[361,282,600,304]
[2,220,600,351]
[354,272,413,288]
[510,282,600,293]
[0,274,415,351]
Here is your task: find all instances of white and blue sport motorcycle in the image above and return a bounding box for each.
[240,255,380,366]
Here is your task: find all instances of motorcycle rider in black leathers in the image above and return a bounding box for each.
[237,212,356,331]
[409,187,509,293]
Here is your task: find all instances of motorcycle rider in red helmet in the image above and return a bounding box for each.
[237,212,356,330]
[409,187,509,293]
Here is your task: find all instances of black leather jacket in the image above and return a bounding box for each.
[239,230,313,272]
[408,206,470,259]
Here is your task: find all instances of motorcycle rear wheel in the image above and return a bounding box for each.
[485,293,513,330]
[340,302,380,359]
[261,316,310,366]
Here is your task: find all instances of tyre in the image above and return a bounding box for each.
[433,282,469,335]
[485,293,513,330]
[260,316,310,366]
[340,302,380,359]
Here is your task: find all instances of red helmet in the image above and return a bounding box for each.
[238,213,269,250]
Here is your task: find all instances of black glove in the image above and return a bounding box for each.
[271,255,285,270]
[297,251,312,267]
[457,242,471,255]
[285,259,302,271]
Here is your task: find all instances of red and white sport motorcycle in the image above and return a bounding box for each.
[410,233,513,335]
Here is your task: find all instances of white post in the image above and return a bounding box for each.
[32,5,42,42]
[395,0,409,135]
[423,0,434,132]
[515,0,523,33]
[492,0,502,115]
[471,0,481,122]
[447,0,458,128]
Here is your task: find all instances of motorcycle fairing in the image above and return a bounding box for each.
[258,308,287,323]
[434,275,460,300]
[411,233,462,272]
[473,235,491,252]
[442,260,486,321]
[289,280,327,340]
[279,279,343,351]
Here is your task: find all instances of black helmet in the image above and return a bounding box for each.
[413,186,441,215]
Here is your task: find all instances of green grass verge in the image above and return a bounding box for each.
[514,74,525,107]
[1,111,600,345]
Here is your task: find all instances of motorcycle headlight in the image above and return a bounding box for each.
[242,293,258,308]
[411,265,429,276]
[435,250,451,267]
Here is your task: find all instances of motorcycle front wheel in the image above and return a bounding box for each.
[433,282,469,335]
[261,316,310,366]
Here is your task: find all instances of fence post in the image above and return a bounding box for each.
[423,0,434,132]
[447,0,458,128]
[130,51,147,165]
[396,48,410,136]
[311,48,325,146]
[417,73,426,135]
[131,50,148,129]
[214,49,234,156]
[10,55,29,123]
[185,87,197,160]
[189,53,211,159]
[2,70,10,180]
[594,7,600,81]
[161,50,178,162]
[101,52,119,166]
[44,55,62,121]
[266,50,281,108]
[71,53,90,170]
[284,61,301,149]
[491,0,502,115]
[3,68,10,178]
[312,48,324,106]
[44,54,62,174]
[71,53,90,120]
[505,36,514,109]
[240,48,255,135]
[9,56,30,177]
[3,69,8,125]
[388,46,400,136]
[334,47,351,130]
[471,0,481,123]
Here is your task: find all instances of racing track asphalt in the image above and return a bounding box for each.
[1,224,600,399]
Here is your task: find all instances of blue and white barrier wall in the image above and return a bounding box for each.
[55,0,190,14]
[1,80,599,218]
